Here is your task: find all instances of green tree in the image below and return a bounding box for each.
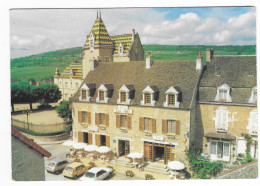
[56,99,72,122]
[35,83,61,105]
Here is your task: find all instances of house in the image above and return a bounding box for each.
[195,50,257,162]
[11,127,51,181]
[54,11,144,100]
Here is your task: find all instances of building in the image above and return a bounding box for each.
[196,51,257,162]
[54,11,144,100]
[11,127,51,181]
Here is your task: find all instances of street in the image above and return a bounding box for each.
[42,143,143,181]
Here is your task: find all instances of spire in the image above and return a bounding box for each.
[99,9,101,18]
[97,9,98,18]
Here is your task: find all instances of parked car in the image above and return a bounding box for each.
[63,162,91,179]
[79,167,113,181]
[46,157,72,174]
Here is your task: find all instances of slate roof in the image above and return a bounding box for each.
[74,60,201,109]
[11,127,51,158]
[204,131,236,140]
[199,55,257,104]
[55,61,82,79]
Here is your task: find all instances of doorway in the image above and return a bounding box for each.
[154,146,164,161]
[100,135,106,146]
[118,140,130,157]
[83,132,88,143]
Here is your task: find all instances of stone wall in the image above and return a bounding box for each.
[217,161,258,179]
[12,136,46,181]
[23,132,70,142]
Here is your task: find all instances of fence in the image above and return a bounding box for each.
[11,118,66,134]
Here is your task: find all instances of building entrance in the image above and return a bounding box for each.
[118,140,130,157]
[100,135,106,146]
[154,146,164,161]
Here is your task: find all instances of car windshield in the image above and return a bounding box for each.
[65,167,73,172]
[48,163,55,167]
[85,172,95,178]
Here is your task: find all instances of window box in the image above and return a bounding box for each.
[80,123,88,128]
[99,125,106,130]
[120,128,128,133]
[143,131,152,136]
[166,134,176,139]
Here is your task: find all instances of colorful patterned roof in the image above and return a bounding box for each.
[111,34,133,54]
[85,18,113,46]
[55,61,82,78]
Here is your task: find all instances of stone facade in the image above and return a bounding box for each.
[12,136,46,181]
[55,77,82,100]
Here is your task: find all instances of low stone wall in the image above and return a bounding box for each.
[23,132,70,142]
[217,160,258,179]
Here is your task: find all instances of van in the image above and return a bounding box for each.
[63,162,91,179]
[46,158,72,174]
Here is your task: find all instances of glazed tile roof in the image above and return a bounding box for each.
[199,55,256,104]
[74,60,201,109]
[111,34,133,54]
[56,61,82,78]
[11,127,51,158]
[85,18,113,46]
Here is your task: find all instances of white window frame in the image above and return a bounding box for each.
[215,84,232,102]
[141,86,156,106]
[117,85,131,105]
[247,109,258,136]
[96,84,109,103]
[163,86,180,108]
[248,86,257,104]
[214,107,229,132]
[79,84,91,102]
[118,42,124,56]
[167,120,176,134]
[89,32,95,51]
[210,139,230,162]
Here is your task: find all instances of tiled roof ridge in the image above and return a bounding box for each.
[11,127,51,158]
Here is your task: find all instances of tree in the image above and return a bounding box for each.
[35,83,61,105]
[56,99,72,122]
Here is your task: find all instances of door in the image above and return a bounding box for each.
[125,141,130,157]
[165,146,174,163]
[210,140,230,161]
[144,142,154,161]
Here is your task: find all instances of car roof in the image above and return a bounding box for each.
[87,167,103,174]
[66,162,84,168]
[49,157,66,163]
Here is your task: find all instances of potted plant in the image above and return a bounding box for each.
[88,161,96,168]
[145,174,154,180]
[125,170,135,177]
[107,165,114,172]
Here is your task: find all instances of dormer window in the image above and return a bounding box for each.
[89,32,95,51]
[215,84,232,102]
[141,86,158,106]
[79,84,96,102]
[163,86,181,108]
[117,85,134,105]
[82,90,87,100]
[120,92,126,103]
[118,42,124,56]
[249,86,257,104]
[96,84,113,103]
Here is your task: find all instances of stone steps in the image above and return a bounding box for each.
[144,162,170,175]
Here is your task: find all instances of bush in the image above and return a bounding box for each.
[88,161,96,167]
[107,165,114,170]
[145,174,154,180]
[125,170,135,177]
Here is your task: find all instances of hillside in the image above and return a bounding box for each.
[11,45,256,82]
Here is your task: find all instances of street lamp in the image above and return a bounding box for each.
[23,109,32,130]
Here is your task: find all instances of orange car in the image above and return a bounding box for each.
[63,162,91,179]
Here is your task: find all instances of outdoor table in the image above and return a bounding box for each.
[131,162,139,168]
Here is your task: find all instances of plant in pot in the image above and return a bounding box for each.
[125,170,135,177]
[145,174,154,180]
[88,161,96,168]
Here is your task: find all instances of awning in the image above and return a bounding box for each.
[204,132,236,140]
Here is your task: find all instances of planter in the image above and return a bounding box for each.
[167,134,176,139]
[125,170,135,177]
[145,174,154,180]
[99,125,106,130]
[143,131,152,136]
[120,128,128,133]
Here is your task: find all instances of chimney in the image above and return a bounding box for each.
[146,52,153,69]
[132,29,135,42]
[90,58,97,70]
[206,48,214,62]
[196,50,203,70]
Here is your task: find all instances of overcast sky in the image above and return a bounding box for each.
[10,7,256,59]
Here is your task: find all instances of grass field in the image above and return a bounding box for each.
[11,45,256,82]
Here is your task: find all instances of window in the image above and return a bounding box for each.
[167,120,176,133]
[248,86,257,103]
[65,82,68,88]
[253,91,257,103]
[120,92,126,103]
[144,93,151,104]
[248,111,258,135]
[82,111,88,123]
[144,117,152,131]
[168,94,175,106]
[215,107,229,132]
[99,113,105,125]
[82,90,87,100]
[105,56,109,62]
[120,115,127,128]
[210,141,230,160]
[71,82,72,88]
[219,89,227,101]
[75,83,79,88]
[99,91,104,101]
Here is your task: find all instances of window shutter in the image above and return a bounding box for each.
[78,111,82,124]
[88,112,91,124]
[95,113,99,126]
[162,119,167,134]
[106,136,110,147]
[95,134,100,146]
[139,117,144,131]
[105,114,109,127]
[127,116,132,130]
[175,120,180,135]
[152,119,156,133]
[88,133,92,144]
[78,132,83,142]
[116,115,120,128]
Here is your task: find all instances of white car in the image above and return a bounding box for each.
[79,167,113,181]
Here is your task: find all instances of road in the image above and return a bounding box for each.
[42,143,143,181]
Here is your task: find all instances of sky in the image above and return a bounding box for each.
[10,7,256,59]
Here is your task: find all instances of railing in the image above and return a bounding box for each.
[11,118,66,133]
